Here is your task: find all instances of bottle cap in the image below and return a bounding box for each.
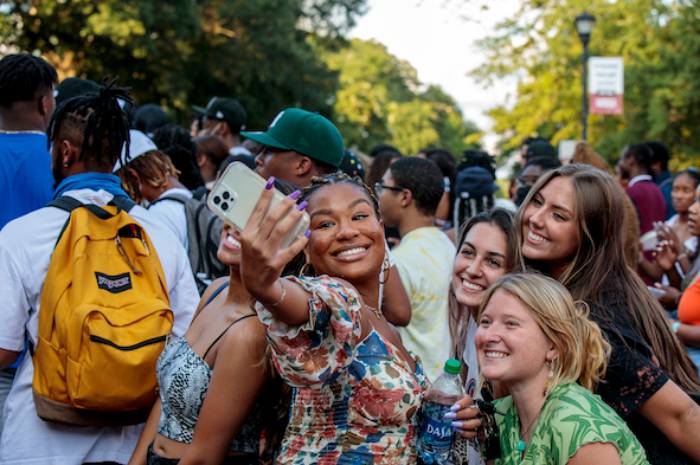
[444,358,461,375]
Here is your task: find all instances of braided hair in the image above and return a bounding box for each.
[300,172,381,218]
[47,79,132,169]
[0,53,57,107]
[296,173,382,278]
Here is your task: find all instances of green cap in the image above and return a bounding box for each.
[444,358,461,375]
[240,108,344,168]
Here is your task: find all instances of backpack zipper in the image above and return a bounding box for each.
[89,335,167,351]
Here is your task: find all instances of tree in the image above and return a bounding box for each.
[473,0,700,165]
[319,38,481,155]
[0,0,367,128]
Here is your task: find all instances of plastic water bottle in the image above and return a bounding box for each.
[417,358,464,465]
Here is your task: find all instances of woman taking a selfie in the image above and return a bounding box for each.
[476,273,648,465]
[239,173,480,464]
[516,163,700,464]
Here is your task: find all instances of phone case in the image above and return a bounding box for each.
[207,162,310,248]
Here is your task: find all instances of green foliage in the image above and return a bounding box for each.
[474,0,700,166]
[319,38,481,156]
[0,0,367,128]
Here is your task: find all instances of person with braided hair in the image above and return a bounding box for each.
[0,82,198,465]
[115,129,192,249]
[238,173,480,464]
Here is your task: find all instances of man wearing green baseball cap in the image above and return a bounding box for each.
[241,108,344,188]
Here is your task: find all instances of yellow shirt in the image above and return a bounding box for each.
[393,227,455,381]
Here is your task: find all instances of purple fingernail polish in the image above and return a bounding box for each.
[304,229,311,238]
[265,177,275,190]
[290,190,302,200]
[444,412,456,419]
[450,403,461,412]
[451,421,462,429]
[297,200,308,211]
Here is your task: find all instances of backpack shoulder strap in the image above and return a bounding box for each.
[49,196,116,247]
[148,193,189,208]
[110,196,136,213]
[48,196,84,213]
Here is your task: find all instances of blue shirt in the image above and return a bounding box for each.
[0,132,53,369]
[0,132,53,230]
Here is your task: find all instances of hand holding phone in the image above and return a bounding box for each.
[237,177,310,307]
[207,162,309,248]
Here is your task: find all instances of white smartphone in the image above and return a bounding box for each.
[207,162,310,248]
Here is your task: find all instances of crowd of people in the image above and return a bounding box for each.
[1,51,700,465]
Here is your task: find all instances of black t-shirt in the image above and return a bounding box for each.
[590,286,694,465]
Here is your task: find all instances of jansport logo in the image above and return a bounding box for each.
[95,272,132,293]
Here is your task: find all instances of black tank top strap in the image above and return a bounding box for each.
[190,281,230,325]
[202,313,256,360]
[205,281,230,306]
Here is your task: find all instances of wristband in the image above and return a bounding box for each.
[671,321,681,334]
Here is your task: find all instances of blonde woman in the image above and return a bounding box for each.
[476,273,649,465]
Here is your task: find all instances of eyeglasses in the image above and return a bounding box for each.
[373,182,403,195]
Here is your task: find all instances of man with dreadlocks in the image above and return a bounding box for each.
[0,82,197,465]
[0,52,57,438]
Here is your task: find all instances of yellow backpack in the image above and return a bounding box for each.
[32,196,173,426]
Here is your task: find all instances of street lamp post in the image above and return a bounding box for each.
[575,12,596,141]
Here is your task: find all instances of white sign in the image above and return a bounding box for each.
[558,140,578,164]
[588,57,624,115]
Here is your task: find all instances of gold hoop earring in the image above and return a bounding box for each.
[378,255,390,285]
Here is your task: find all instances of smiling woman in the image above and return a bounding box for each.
[476,273,649,465]
[238,173,484,464]
[516,164,700,464]
[449,209,516,395]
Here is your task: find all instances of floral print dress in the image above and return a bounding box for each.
[256,275,427,465]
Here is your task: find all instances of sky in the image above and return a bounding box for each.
[350,0,520,151]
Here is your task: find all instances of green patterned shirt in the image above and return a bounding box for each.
[494,383,650,465]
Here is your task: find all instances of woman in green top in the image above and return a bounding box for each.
[475,273,649,465]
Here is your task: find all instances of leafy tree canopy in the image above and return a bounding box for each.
[473,0,700,167]
[319,38,481,156]
[0,0,368,128]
